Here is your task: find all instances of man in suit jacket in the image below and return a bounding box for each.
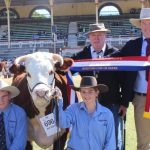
[111,8,150,150]
[72,23,127,150]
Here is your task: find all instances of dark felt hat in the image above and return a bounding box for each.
[71,76,108,93]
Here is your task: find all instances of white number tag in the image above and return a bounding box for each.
[40,113,60,137]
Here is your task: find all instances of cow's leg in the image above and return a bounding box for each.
[53,132,67,150]
[25,141,33,150]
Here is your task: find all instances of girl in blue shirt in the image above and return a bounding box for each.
[56,76,116,150]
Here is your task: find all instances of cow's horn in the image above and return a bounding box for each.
[52,54,64,66]
[14,54,32,64]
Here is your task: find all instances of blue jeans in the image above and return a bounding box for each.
[108,104,124,150]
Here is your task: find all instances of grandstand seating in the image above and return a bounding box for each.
[0,21,68,41]
[0,18,141,43]
[0,16,141,59]
[0,48,32,59]
[77,19,141,38]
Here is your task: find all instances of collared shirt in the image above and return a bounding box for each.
[0,103,27,150]
[90,44,106,58]
[134,37,148,93]
[57,99,116,150]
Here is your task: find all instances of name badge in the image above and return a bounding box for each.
[40,113,60,137]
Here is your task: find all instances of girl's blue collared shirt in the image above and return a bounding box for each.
[57,100,116,150]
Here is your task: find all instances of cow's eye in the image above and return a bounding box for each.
[27,72,31,77]
[49,70,54,75]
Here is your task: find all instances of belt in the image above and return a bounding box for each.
[135,92,146,96]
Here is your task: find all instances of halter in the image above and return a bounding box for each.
[26,73,61,149]
[26,73,56,114]
[27,76,55,93]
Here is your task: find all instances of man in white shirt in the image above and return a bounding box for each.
[111,8,150,150]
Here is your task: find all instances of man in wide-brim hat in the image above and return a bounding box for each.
[110,7,150,150]
[130,8,150,28]
[129,8,150,150]
[85,23,110,53]
[0,80,27,149]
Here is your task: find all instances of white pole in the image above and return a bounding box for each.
[95,0,99,24]
[140,0,145,7]
[139,0,150,8]
[49,0,56,53]
[50,0,54,26]
[4,0,11,49]
[7,8,10,49]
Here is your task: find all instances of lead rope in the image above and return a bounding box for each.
[52,74,61,150]
[54,97,61,150]
[51,96,61,150]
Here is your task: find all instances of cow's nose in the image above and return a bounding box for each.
[35,89,49,98]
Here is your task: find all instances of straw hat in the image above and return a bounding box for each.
[130,8,150,28]
[86,23,110,35]
[70,76,109,93]
[0,80,20,98]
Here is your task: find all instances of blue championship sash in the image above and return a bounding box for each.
[70,56,150,119]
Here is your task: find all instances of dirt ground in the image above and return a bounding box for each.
[0,76,12,84]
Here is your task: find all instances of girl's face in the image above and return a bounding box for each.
[80,87,99,105]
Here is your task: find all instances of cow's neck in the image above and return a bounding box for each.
[33,104,47,116]
[28,116,65,148]
[38,109,46,117]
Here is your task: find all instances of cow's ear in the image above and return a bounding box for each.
[55,62,62,69]
[58,58,73,71]
[9,64,25,74]
[19,65,26,72]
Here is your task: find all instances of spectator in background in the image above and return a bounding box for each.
[2,60,12,78]
[130,26,135,36]
[121,28,126,35]
[72,23,126,150]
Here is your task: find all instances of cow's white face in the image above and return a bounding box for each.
[17,52,64,110]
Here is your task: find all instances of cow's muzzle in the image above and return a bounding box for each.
[35,86,62,102]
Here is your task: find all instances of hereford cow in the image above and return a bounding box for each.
[9,52,73,150]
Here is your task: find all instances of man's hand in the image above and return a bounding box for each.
[118,105,127,118]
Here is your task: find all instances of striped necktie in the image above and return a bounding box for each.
[145,38,150,81]
[93,50,103,78]
[0,112,7,150]
[93,50,103,58]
